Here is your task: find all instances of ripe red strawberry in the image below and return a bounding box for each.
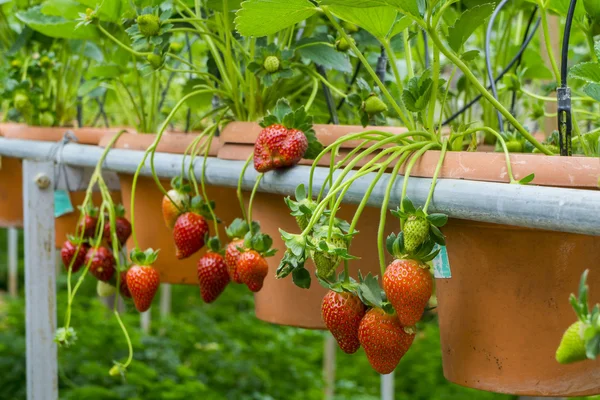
[237,250,269,292]
[78,206,99,239]
[225,239,245,284]
[173,212,209,259]
[162,189,189,229]
[60,235,89,273]
[383,259,433,326]
[358,308,416,374]
[103,205,132,246]
[126,248,160,312]
[321,291,366,354]
[197,252,230,303]
[254,124,308,173]
[85,246,116,282]
[126,265,160,312]
[119,271,131,299]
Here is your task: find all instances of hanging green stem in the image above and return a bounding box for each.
[423,139,448,213]
[237,153,254,221]
[247,174,263,225]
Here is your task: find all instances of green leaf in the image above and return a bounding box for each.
[323,0,424,19]
[586,333,600,360]
[328,4,397,39]
[17,6,98,39]
[206,0,242,11]
[296,38,352,73]
[41,0,87,20]
[292,267,311,289]
[460,49,480,62]
[517,173,535,185]
[85,64,122,79]
[389,15,413,39]
[570,62,600,84]
[447,3,495,52]
[426,213,448,227]
[584,83,600,101]
[235,0,318,37]
[430,225,446,246]
[358,273,382,308]
[402,198,416,214]
[76,0,130,22]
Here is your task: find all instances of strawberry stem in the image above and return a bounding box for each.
[423,139,449,213]
[237,153,254,222]
[247,173,263,226]
[113,309,134,369]
[200,122,226,241]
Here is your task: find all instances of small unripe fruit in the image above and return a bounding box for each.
[335,37,355,52]
[97,281,116,297]
[342,21,360,33]
[40,112,55,127]
[40,56,53,69]
[137,14,161,37]
[263,56,280,73]
[169,41,184,52]
[363,95,388,115]
[14,93,30,112]
[147,53,163,69]
[10,59,22,69]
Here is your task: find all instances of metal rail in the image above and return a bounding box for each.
[1,137,599,236]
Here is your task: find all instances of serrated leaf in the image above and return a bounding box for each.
[447,3,495,52]
[17,6,98,39]
[427,213,448,227]
[328,4,397,39]
[303,129,324,159]
[235,0,318,37]
[389,15,413,39]
[583,83,600,102]
[570,62,600,84]
[296,39,352,73]
[402,197,416,214]
[430,225,446,246]
[358,273,382,307]
[41,0,87,20]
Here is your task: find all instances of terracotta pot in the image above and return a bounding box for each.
[0,124,122,248]
[219,123,408,329]
[107,132,240,284]
[219,121,600,396]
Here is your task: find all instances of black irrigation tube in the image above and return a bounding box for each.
[317,64,340,125]
[557,0,578,156]
[442,7,540,126]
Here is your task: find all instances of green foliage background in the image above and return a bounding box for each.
[0,228,593,399]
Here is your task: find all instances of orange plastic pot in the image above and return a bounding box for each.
[102,132,242,285]
[0,124,122,248]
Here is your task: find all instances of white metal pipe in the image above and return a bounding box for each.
[8,227,18,297]
[23,160,58,400]
[323,334,336,400]
[160,284,172,320]
[381,372,394,400]
[1,138,599,236]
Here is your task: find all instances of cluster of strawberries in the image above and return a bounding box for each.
[60,204,138,306]
[162,179,275,304]
[319,200,448,375]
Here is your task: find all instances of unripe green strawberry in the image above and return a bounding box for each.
[403,215,429,253]
[97,281,116,297]
[10,59,22,69]
[263,56,280,73]
[342,21,359,33]
[137,14,161,37]
[14,93,30,112]
[556,321,588,364]
[40,56,53,69]
[169,41,184,53]
[147,54,163,70]
[335,37,355,52]
[40,111,55,127]
[363,95,388,115]
[504,140,523,153]
[295,199,317,230]
[309,227,346,280]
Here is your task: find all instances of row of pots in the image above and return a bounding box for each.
[1,122,599,396]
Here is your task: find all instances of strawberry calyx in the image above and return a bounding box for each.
[260,99,323,160]
[317,269,360,294]
[66,233,87,245]
[54,327,77,348]
[190,195,218,221]
[206,236,224,255]
[113,203,126,218]
[78,204,99,218]
[109,362,126,378]
[225,218,252,240]
[284,184,317,230]
[130,248,159,266]
[170,176,192,194]
[243,222,276,258]
[357,273,395,315]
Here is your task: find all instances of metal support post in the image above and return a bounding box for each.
[23,160,57,400]
[8,227,18,296]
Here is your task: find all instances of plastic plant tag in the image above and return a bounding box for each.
[54,190,74,218]
[433,244,451,279]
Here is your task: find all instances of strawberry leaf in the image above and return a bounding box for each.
[295,184,307,201]
[426,213,448,227]
[357,273,383,308]
[226,218,250,239]
[292,267,311,289]
[303,128,324,159]
[429,225,446,246]
[402,197,417,214]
